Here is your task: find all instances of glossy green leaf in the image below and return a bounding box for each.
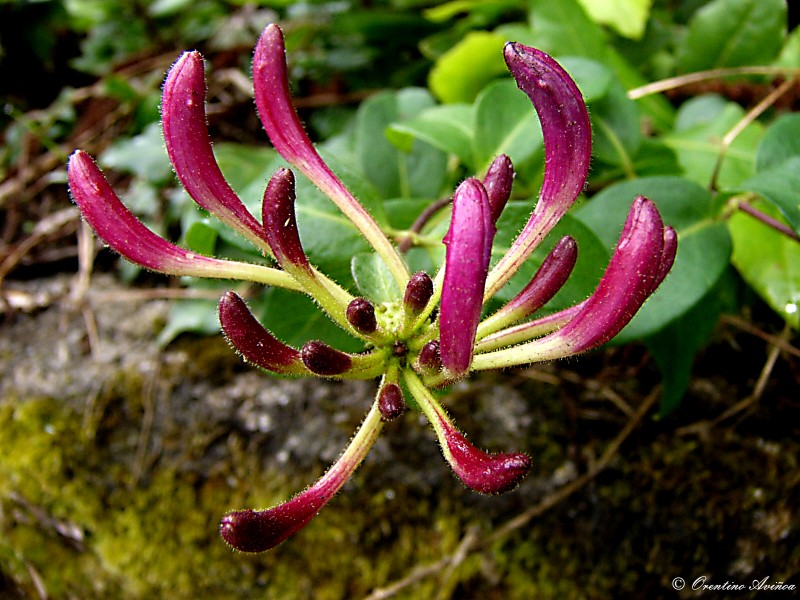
[473,79,543,177]
[575,0,653,40]
[755,113,800,171]
[662,101,763,189]
[575,176,732,340]
[739,157,800,234]
[527,0,607,59]
[351,253,402,304]
[729,201,800,329]
[590,82,642,168]
[676,0,786,72]
[386,104,474,167]
[355,88,448,200]
[428,31,507,104]
[557,57,613,103]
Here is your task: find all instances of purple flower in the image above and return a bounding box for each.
[67,25,676,553]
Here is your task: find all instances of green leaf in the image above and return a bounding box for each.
[213,143,278,195]
[576,176,732,340]
[755,113,800,171]
[646,269,738,414]
[182,218,218,256]
[473,79,543,177]
[351,253,402,304]
[157,298,219,346]
[662,101,763,189]
[355,88,448,200]
[557,57,613,103]
[99,122,172,184]
[257,288,364,352]
[575,0,653,40]
[386,104,475,167]
[729,201,800,328]
[590,82,642,168]
[527,0,608,59]
[677,0,786,72]
[739,157,800,234]
[428,31,508,104]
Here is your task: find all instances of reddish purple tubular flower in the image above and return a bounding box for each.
[378,383,406,421]
[440,423,531,494]
[439,178,495,378]
[162,51,268,249]
[403,271,434,316]
[479,236,578,339]
[252,24,409,287]
[221,402,383,552]
[482,154,514,223]
[219,292,308,376]
[68,151,300,290]
[485,43,592,298]
[346,298,378,334]
[261,168,311,272]
[403,370,530,494]
[472,197,677,370]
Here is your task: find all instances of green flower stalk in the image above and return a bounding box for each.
[67,24,677,553]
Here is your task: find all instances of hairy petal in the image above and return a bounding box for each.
[262,167,311,272]
[162,51,269,251]
[473,197,677,370]
[404,370,530,494]
[252,24,409,288]
[485,43,591,299]
[67,151,300,290]
[220,401,383,552]
[300,341,387,379]
[439,178,495,378]
[219,292,309,375]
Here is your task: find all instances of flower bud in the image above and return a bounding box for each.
[346,298,377,334]
[403,271,434,316]
[483,154,514,223]
[378,383,406,421]
[417,340,442,372]
[301,340,353,376]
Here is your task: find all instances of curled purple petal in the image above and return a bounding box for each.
[220,402,383,552]
[439,178,495,378]
[478,236,577,339]
[252,24,409,287]
[440,421,531,494]
[219,292,308,375]
[485,43,591,298]
[472,197,677,369]
[68,151,300,290]
[346,298,378,335]
[403,370,530,494]
[378,383,406,421]
[162,51,268,249]
[482,154,515,223]
[403,271,434,316]
[261,167,311,271]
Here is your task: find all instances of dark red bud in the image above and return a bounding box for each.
[378,383,406,421]
[346,298,378,334]
[417,340,442,372]
[403,271,434,315]
[301,340,353,376]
